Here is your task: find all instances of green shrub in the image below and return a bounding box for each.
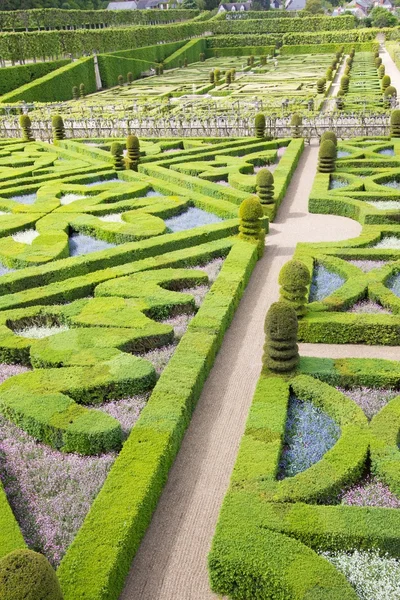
[118,74,124,87]
[378,64,385,79]
[375,56,382,68]
[225,70,232,85]
[382,74,391,91]
[184,57,188,67]
[72,85,78,100]
[111,142,125,171]
[279,259,311,317]
[256,168,274,205]
[200,52,205,61]
[385,84,397,97]
[19,114,34,143]
[320,131,337,146]
[209,69,215,84]
[318,139,336,173]
[263,301,299,373]
[254,113,266,138]
[340,74,349,93]
[214,68,220,83]
[326,67,333,81]
[79,82,85,98]
[127,71,133,85]
[0,549,63,600]
[51,114,65,141]
[238,197,265,255]
[390,109,400,137]
[317,77,326,94]
[126,134,140,171]
[291,113,302,138]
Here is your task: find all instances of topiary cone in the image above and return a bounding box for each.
[255,113,266,138]
[263,302,299,373]
[19,114,34,142]
[390,109,400,137]
[238,196,265,256]
[126,134,140,170]
[111,142,125,171]
[256,168,274,205]
[0,549,63,600]
[318,139,336,173]
[278,259,311,317]
[51,114,65,141]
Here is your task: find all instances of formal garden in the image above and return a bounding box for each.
[0,6,399,600]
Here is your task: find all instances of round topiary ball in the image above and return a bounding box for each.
[375,57,382,68]
[319,139,336,159]
[51,115,64,130]
[256,168,273,188]
[0,549,63,600]
[317,78,326,94]
[255,112,266,138]
[320,131,337,146]
[279,259,311,291]
[19,114,31,128]
[385,85,397,98]
[390,109,400,137]
[126,134,139,150]
[264,301,298,340]
[291,114,302,126]
[326,67,333,81]
[111,141,123,156]
[239,196,264,221]
[382,74,391,91]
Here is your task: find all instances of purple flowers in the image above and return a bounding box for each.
[338,387,398,420]
[340,476,400,509]
[278,396,340,479]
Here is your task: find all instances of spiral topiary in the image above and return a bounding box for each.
[230,68,236,82]
[384,85,397,108]
[226,71,232,85]
[127,72,133,85]
[263,302,299,373]
[126,134,140,170]
[326,67,333,81]
[279,259,311,317]
[344,65,350,76]
[51,114,65,141]
[0,549,63,600]
[320,130,337,146]
[79,83,85,98]
[318,139,336,173]
[209,70,215,84]
[331,59,337,70]
[375,57,382,68]
[378,64,385,79]
[336,95,344,110]
[238,196,265,256]
[19,114,34,142]
[111,142,125,171]
[317,78,326,94]
[72,85,78,100]
[214,68,220,84]
[382,74,391,92]
[118,74,124,87]
[340,75,349,94]
[255,112,266,138]
[390,109,400,137]
[256,168,274,204]
[291,113,302,138]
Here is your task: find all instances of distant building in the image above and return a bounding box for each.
[285,0,305,9]
[218,2,252,11]
[107,0,176,8]
[270,0,282,7]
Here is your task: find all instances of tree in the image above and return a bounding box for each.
[300,0,324,13]
[370,6,398,27]
[182,0,198,7]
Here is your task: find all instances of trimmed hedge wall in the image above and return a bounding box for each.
[206,34,281,47]
[109,40,185,61]
[1,57,96,103]
[57,239,259,600]
[205,45,276,58]
[0,59,70,97]
[281,41,379,55]
[163,38,207,69]
[283,28,380,45]
[97,54,152,89]
[211,15,356,35]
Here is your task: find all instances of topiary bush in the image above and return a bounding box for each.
[317,78,326,94]
[336,95,344,110]
[184,57,188,67]
[72,85,78,100]
[384,85,397,108]
[19,114,34,142]
[382,74,391,92]
[375,57,382,68]
[291,113,302,138]
[0,549,63,600]
[318,139,336,173]
[238,196,265,256]
[209,70,215,84]
[320,130,337,146]
[326,67,333,81]
[199,52,205,62]
[263,301,299,373]
[340,75,349,94]
[51,114,65,141]
[256,168,274,205]
[255,112,266,138]
[230,68,236,82]
[390,109,400,137]
[111,142,125,171]
[374,50,380,59]
[118,74,124,87]
[214,68,220,84]
[260,55,267,66]
[226,71,232,85]
[126,134,140,170]
[79,82,85,98]
[127,71,133,85]
[279,259,311,317]
[378,64,385,79]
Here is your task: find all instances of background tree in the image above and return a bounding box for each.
[370,6,398,27]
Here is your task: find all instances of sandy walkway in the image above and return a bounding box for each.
[323,55,348,113]
[380,44,400,91]
[120,143,368,600]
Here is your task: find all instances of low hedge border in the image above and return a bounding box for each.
[57,238,259,600]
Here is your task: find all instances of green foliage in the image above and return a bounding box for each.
[126,134,140,170]
[263,301,299,372]
[318,139,336,173]
[375,56,383,68]
[382,74,391,91]
[378,63,385,78]
[326,67,333,81]
[290,113,302,138]
[117,74,124,87]
[255,112,266,138]
[256,168,274,205]
[320,131,337,146]
[317,77,326,93]
[51,114,65,141]
[370,5,398,28]
[19,114,34,143]
[302,0,324,14]
[340,74,349,93]
[0,549,63,600]
[390,109,400,136]
[127,71,133,85]
[79,82,85,98]
[72,85,78,100]
[111,142,124,171]
[0,59,69,96]
[279,259,311,316]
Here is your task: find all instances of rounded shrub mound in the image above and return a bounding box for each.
[126,134,140,170]
[19,114,34,142]
[390,109,400,137]
[317,78,326,94]
[255,113,266,138]
[385,85,397,98]
[340,75,349,94]
[127,71,133,85]
[279,259,311,317]
[111,142,124,171]
[51,115,65,141]
[256,168,274,205]
[318,139,336,173]
[118,74,124,86]
[382,74,391,92]
[263,301,299,373]
[375,57,382,68]
[238,196,265,255]
[326,67,333,81]
[72,85,78,100]
[378,64,385,79]
[0,549,63,600]
[209,70,215,84]
[320,131,337,146]
[291,113,302,138]
[79,82,85,98]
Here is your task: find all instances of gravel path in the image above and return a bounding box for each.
[380,44,400,91]
[119,143,369,600]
